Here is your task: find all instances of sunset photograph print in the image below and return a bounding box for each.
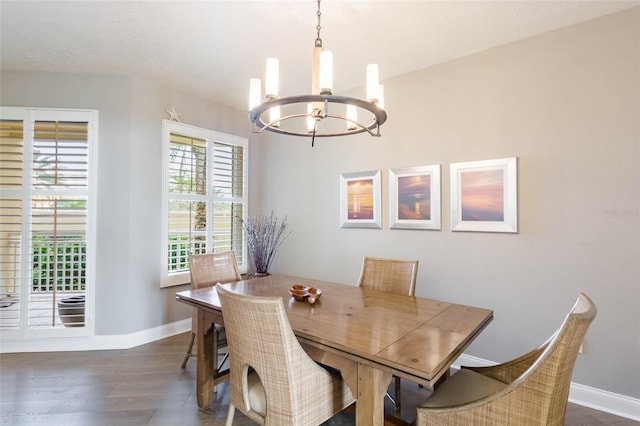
[397,175,431,220]
[460,169,504,221]
[347,179,374,219]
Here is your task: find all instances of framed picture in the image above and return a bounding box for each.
[389,165,441,230]
[450,157,518,233]
[340,170,381,228]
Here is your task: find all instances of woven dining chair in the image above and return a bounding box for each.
[181,251,242,378]
[216,284,356,426]
[415,293,597,426]
[357,256,419,415]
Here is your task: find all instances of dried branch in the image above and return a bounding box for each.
[239,211,291,274]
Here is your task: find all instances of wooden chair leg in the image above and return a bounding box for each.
[181,332,195,369]
[394,376,401,415]
[224,404,235,426]
[213,328,219,393]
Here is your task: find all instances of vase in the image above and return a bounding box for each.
[58,295,85,327]
[252,272,271,278]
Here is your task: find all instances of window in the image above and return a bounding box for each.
[0,107,97,336]
[161,121,248,287]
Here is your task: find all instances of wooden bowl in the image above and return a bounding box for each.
[307,287,323,304]
[289,285,309,302]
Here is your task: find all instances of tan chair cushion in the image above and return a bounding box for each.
[420,368,507,408]
[247,371,266,417]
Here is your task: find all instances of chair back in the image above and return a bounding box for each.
[357,256,418,296]
[189,251,242,290]
[188,252,242,334]
[416,293,596,426]
[217,284,352,424]
[520,292,597,424]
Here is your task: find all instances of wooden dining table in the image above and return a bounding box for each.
[176,274,493,426]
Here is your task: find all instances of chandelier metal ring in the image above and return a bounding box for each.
[249,95,387,138]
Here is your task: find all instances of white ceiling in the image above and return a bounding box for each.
[1,1,637,111]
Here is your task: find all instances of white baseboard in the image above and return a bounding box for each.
[454,354,640,422]
[568,382,640,421]
[0,318,191,353]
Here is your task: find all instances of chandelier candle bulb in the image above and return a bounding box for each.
[377,85,385,109]
[312,46,322,95]
[347,104,357,130]
[311,46,323,119]
[306,103,316,132]
[366,64,380,102]
[319,50,333,95]
[270,106,281,128]
[265,57,279,99]
[249,78,261,110]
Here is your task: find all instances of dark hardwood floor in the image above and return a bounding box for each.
[0,333,636,425]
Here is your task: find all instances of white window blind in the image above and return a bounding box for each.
[0,108,96,335]
[31,196,87,292]
[162,121,248,287]
[32,121,89,189]
[0,119,24,330]
[211,142,244,257]
[0,119,23,188]
[167,134,207,273]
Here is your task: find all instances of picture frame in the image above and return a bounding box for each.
[339,170,382,228]
[389,165,441,230]
[450,157,517,233]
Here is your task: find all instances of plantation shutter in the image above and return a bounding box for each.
[32,121,89,188]
[0,119,24,330]
[212,141,245,264]
[0,119,23,188]
[167,133,208,273]
[0,109,95,334]
[162,121,248,287]
[29,120,89,328]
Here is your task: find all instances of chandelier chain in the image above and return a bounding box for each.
[315,0,322,47]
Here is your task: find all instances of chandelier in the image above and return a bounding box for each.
[248,0,387,146]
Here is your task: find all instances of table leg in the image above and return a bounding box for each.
[356,363,392,426]
[196,310,215,410]
[299,342,358,395]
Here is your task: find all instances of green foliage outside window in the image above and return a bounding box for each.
[168,235,207,272]
[32,235,86,292]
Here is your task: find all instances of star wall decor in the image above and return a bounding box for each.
[165,105,183,123]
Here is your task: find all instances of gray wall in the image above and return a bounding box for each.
[0,71,252,335]
[255,8,640,398]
